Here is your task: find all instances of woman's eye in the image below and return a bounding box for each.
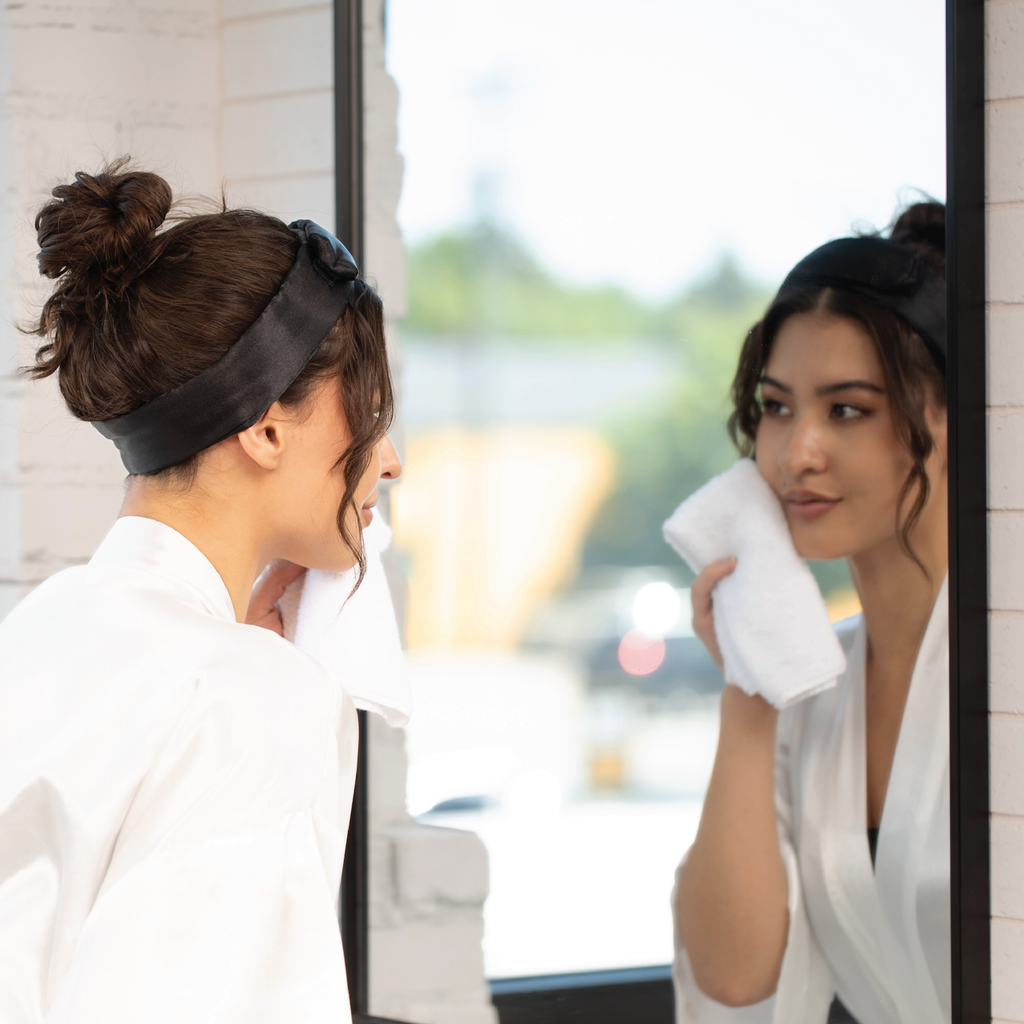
[761,397,790,417]
[831,402,868,420]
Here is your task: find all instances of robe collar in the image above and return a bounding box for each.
[90,516,236,624]
[796,576,949,1024]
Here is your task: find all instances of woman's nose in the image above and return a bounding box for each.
[779,414,827,477]
[378,434,402,481]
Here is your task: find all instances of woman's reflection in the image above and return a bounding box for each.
[673,203,949,1024]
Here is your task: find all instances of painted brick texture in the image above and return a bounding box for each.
[989,1,1024,1018]
[221,1,335,228]
[0,0,223,618]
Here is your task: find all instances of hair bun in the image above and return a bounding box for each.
[35,158,172,288]
[889,201,945,257]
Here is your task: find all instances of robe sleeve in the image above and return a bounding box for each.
[671,708,833,1024]
[43,648,356,1024]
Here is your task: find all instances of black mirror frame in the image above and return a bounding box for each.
[336,0,992,1018]
[947,0,990,1020]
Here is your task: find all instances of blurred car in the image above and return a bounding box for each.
[522,566,722,707]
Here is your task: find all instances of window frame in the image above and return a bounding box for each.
[336,0,991,1018]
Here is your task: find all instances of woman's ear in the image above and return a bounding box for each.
[236,401,289,470]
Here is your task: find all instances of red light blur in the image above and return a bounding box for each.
[617,630,666,676]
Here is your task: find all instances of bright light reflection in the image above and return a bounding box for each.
[632,581,681,636]
[618,630,666,676]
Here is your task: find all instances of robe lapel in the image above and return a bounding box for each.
[798,624,902,1023]
[794,581,949,1024]
[873,577,950,1023]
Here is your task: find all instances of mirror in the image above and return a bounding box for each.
[361,0,970,1019]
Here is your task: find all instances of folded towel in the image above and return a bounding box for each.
[662,459,846,709]
[279,514,412,727]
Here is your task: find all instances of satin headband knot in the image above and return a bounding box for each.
[93,220,359,475]
[778,236,946,370]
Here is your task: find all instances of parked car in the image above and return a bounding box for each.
[522,567,722,707]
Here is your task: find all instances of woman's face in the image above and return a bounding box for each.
[755,312,942,562]
[275,379,401,572]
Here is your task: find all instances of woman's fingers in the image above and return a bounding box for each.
[691,557,737,615]
[246,560,307,635]
[691,556,737,669]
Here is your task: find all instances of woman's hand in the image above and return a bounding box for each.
[691,556,737,669]
[246,560,306,636]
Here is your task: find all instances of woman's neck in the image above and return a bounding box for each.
[120,475,270,623]
[847,498,948,679]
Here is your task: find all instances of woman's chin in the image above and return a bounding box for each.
[799,549,849,564]
[299,545,361,576]
[324,554,360,575]
[789,526,849,563]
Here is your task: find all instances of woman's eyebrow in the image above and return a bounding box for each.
[815,380,885,396]
[760,374,791,393]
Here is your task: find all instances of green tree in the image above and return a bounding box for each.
[582,258,769,575]
[405,224,659,340]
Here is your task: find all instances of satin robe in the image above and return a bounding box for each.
[673,579,950,1024]
[0,517,359,1023]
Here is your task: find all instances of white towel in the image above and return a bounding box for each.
[662,458,846,709]
[278,514,412,727]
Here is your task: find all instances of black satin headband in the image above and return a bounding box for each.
[778,236,946,370]
[93,220,359,475]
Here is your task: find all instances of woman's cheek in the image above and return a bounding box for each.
[753,434,780,493]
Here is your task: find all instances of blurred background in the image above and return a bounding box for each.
[383,0,946,979]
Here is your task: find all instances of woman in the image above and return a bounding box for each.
[673,203,948,1024]
[0,161,400,1022]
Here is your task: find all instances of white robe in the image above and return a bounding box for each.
[0,516,359,1024]
[673,579,950,1024]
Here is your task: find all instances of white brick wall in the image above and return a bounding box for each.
[989,2,1024,1019]
[220,0,335,225]
[367,713,496,1024]
[0,0,222,619]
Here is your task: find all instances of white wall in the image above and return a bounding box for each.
[988,2,1024,1020]
[368,717,496,1024]
[0,0,222,618]
[220,0,335,225]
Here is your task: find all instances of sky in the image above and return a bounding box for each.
[385,0,946,300]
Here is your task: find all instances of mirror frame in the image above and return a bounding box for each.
[335,0,370,1015]
[947,0,989,1019]
[338,0,992,1018]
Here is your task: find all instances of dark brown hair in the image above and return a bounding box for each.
[25,157,394,583]
[727,202,946,569]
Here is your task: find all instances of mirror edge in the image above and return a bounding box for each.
[947,0,991,1020]
[336,0,369,1015]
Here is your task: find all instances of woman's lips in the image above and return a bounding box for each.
[785,493,840,520]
